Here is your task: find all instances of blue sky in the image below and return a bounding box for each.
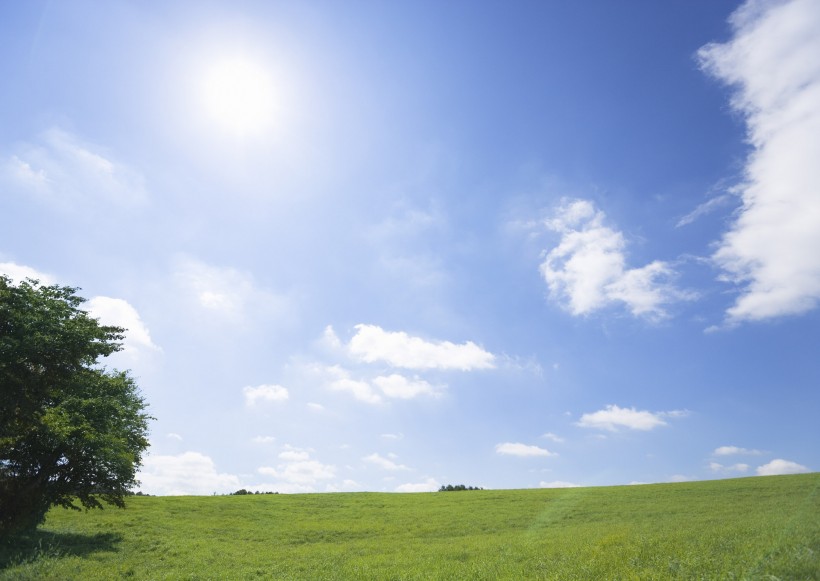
[2,0,818,494]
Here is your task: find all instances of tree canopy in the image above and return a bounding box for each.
[0,276,151,539]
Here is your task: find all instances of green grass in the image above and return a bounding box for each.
[2,473,818,580]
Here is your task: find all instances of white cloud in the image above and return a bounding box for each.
[756,458,810,476]
[252,435,276,444]
[363,453,411,471]
[495,442,556,457]
[676,194,735,228]
[257,446,336,491]
[347,324,495,370]
[373,374,439,399]
[174,257,291,324]
[243,384,289,406]
[699,0,820,322]
[713,445,764,456]
[539,481,581,488]
[708,462,750,474]
[86,296,160,356]
[324,365,382,404]
[541,432,565,443]
[1,127,147,210]
[577,404,683,432]
[325,479,362,493]
[137,451,241,495]
[319,325,343,351]
[279,449,310,462]
[395,477,440,493]
[540,199,690,319]
[258,460,336,485]
[167,433,183,441]
[0,262,55,285]
[0,275,159,363]
[319,366,440,404]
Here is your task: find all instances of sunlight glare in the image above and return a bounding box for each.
[201,57,276,135]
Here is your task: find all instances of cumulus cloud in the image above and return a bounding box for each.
[540,199,691,319]
[756,458,810,476]
[363,453,411,471]
[323,365,383,404]
[495,442,556,457]
[699,0,820,322]
[577,404,685,432]
[256,446,336,492]
[86,296,160,356]
[347,324,495,370]
[137,451,241,495]
[0,262,55,285]
[1,127,147,210]
[713,445,764,456]
[243,384,289,406]
[319,365,442,404]
[395,477,440,493]
[252,435,276,444]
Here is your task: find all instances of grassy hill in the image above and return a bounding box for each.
[2,473,818,579]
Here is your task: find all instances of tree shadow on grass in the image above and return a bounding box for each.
[0,530,122,570]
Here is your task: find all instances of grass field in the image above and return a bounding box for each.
[1,473,818,580]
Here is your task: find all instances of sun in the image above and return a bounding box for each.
[201,57,276,135]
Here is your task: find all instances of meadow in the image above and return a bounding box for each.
[1,473,817,580]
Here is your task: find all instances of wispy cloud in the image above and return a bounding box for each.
[712,445,764,456]
[1,127,148,210]
[372,374,440,399]
[174,257,292,325]
[540,199,692,320]
[577,404,686,432]
[708,462,750,474]
[699,0,820,323]
[541,432,565,443]
[539,480,581,488]
[495,442,556,457]
[676,194,735,228]
[363,453,411,471]
[395,478,440,493]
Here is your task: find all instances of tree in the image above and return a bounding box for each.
[0,276,151,539]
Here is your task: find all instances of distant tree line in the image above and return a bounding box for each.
[231,489,279,495]
[438,484,483,492]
